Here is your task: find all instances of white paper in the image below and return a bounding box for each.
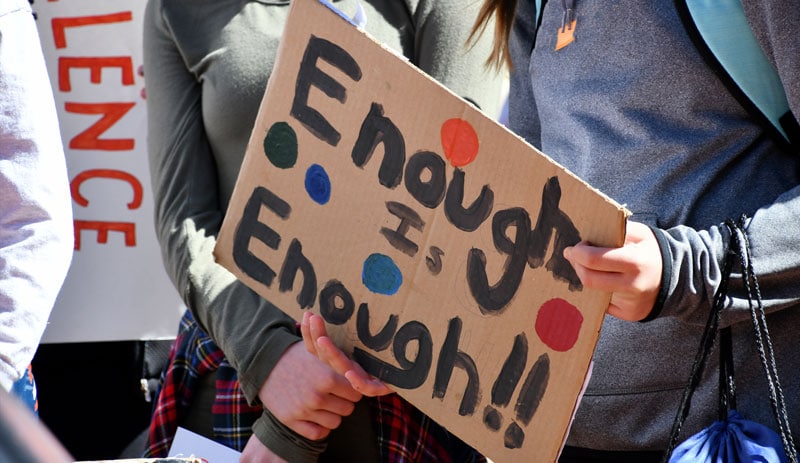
[168,427,242,462]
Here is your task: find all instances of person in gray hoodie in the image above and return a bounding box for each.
[480,0,799,461]
[308,1,800,462]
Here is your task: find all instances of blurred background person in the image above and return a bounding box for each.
[0,0,73,413]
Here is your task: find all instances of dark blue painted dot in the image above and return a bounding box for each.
[362,253,402,295]
[305,164,331,205]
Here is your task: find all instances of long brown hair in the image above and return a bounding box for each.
[469,0,519,70]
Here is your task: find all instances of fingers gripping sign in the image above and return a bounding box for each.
[302,312,393,397]
[258,334,363,442]
[563,221,663,322]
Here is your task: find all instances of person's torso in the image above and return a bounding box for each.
[160,0,420,209]
[509,0,800,450]
[516,0,800,231]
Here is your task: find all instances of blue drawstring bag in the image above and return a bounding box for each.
[669,410,787,463]
[663,217,797,463]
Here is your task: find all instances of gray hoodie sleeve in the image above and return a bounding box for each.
[142,0,300,404]
[656,0,800,326]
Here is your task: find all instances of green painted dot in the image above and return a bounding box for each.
[264,121,298,169]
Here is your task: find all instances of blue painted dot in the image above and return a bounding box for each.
[362,253,402,295]
[305,164,331,205]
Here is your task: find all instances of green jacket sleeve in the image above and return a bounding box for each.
[142,0,299,403]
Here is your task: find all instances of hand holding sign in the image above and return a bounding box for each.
[563,222,662,322]
[257,341,362,441]
[301,312,393,397]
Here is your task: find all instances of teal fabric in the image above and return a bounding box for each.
[686,0,791,142]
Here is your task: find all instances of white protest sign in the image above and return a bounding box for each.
[34,0,184,342]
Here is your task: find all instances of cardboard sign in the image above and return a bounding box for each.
[214,0,629,461]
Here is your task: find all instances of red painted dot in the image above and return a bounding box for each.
[440,118,479,167]
[535,298,583,352]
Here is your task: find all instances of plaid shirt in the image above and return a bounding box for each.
[144,311,261,457]
[145,311,485,462]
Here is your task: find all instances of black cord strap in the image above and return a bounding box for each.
[730,220,797,462]
[662,220,734,461]
[663,216,797,463]
[718,326,736,421]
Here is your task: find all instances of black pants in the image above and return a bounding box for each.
[32,340,172,461]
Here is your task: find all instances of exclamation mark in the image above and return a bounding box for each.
[482,297,577,450]
[506,353,550,449]
[483,333,528,431]
[483,334,551,450]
